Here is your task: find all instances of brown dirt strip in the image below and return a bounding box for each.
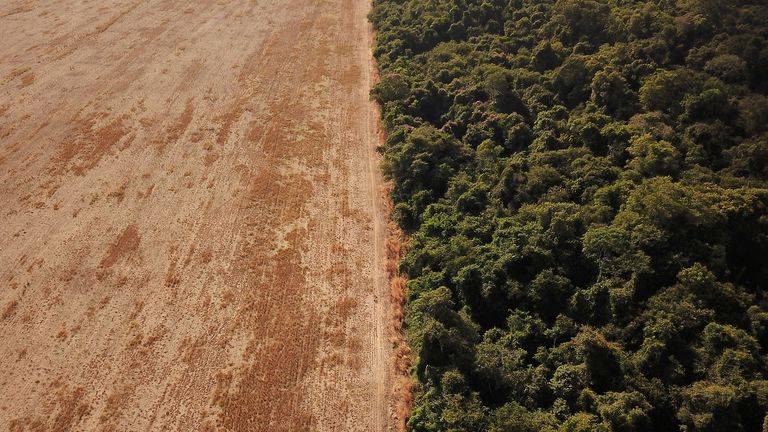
[0,0,398,430]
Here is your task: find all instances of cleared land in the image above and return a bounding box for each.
[0,0,394,430]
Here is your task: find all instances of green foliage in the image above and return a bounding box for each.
[677,382,742,431]
[370,0,768,430]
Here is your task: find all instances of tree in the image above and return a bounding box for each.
[695,322,762,383]
[550,363,587,404]
[737,94,768,135]
[489,402,558,432]
[626,134,681,177]
[560,413,610,432]
[677,382,742,432]
[553,57,593,108]
[370,0,768,429]
[639,69,705,116]
[595,392,653,432]
[591,69,636,118]
[582,226,649,281]
[572,328,626,392]
[371,73,409,104]
[408,286,480,378]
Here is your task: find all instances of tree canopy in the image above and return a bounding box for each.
[370,0,768,430]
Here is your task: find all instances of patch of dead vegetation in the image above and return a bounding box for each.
[384,184,412,431]
[1,66,31,85]
[154,98,195,154]
[100,224,140,268]
[0,2,33,19]
[2,300,19,320]
[52,112,134,176]
[51,386,91,431]
[107,180,129,203]
[19,72,35,88]
[99,384,133,427]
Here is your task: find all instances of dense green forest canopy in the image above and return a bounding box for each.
[369,0,768,430]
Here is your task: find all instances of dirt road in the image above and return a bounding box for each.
[0,0,394,430]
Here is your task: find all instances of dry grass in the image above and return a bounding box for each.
[383,183,413,431]
[2,300,19,320]
[20,72,35,87]
[0,3,33,19]
[51,387,91,432]
[100,224,140,268]
[1,66,31,85]
[107,181,128,202]
[154,98,195,154]
[99,384,132,426]
[51,112,133,176]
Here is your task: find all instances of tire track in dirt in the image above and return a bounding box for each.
[0,0,396,430]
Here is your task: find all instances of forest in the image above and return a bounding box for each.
[369,0,768,430]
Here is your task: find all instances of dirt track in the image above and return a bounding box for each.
[0,0,394,430]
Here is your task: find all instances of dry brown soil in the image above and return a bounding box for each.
[0,0,395,430]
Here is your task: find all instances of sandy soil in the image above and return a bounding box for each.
[0,0,395,430]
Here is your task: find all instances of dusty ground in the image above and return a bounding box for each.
[0,0,394,430]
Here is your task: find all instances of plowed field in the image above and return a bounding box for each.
[0,0,394,430]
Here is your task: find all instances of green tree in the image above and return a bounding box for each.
[626,134,681,177]
[677,382,742,432]
[591,69,635,118]
[370,0,768,429]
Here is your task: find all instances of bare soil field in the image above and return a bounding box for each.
[0,0,395,430]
